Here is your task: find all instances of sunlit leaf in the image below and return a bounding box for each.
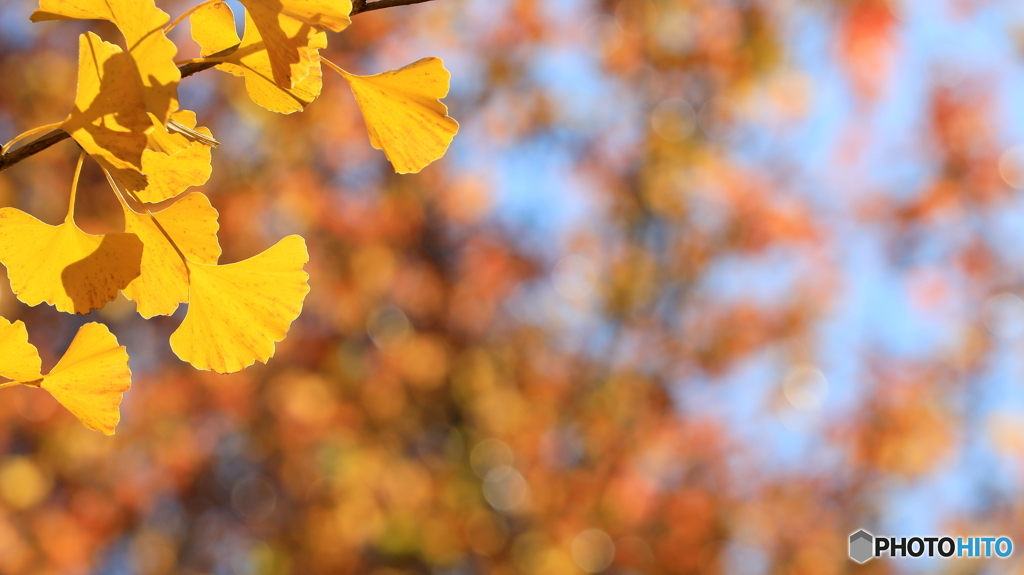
[137,111,215,203]
[336,58,460,174]
[118,191,222,318]
[41,323,131,435]
[238,0,351,88]
[33,0,181,124]
[257,0,353,31]
[190,0,240,55]
[0,207,143,315]
[0,318,42,383]
[170,235,310,374]
[61,33,151,192]
[192,2,326,114]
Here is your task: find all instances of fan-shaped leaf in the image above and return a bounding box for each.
[62,33,151,191]
[0,207,143,314]
[33,0,181,124]
[338,58,460,174]
[119,191,222,318]
[238,0,351,88]
[0,318,42,383]
[192,2,326,114]
[170,235,310,374]
[42,323,131,435]
[137,111,215,203]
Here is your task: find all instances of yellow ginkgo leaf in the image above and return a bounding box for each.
[192,2,326,114]
[331,58,460,174]
[117,189,222,318]
[137,111,215,203]
[0,208,144,314]
[33,0,181,125]
[190,0,240,55]
[266,0,352,31]
[170,235,310,374]
[238,0,351,88]
[0,155,143,315]
[62,33,151,192]
[0,318,42,383]
[41,323,131,435]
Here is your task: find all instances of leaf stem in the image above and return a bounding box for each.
[0,381,24,390]
[1,122,64,155]
[66,151,86,225]
[165,0,223,34]
[320,58,350,77]
[104,169,193,273]
[174,56,228,67]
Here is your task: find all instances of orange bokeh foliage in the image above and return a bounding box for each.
[0,0,1023,574]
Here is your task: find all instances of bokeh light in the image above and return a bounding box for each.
[571,529,615,573]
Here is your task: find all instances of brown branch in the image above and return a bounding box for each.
[0,47,238,173]
[0,130,71,172]
[0,0,440,173]
[352,0,438,14]
[179,45,238,79]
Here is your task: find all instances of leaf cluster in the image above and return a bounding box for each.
[0,0,458,434]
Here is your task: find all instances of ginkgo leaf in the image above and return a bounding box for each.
[0,208,143,314]
[62,33,151,192]
[191,0,240,55]
[137,111,215,203]
[41,323,131,435]
[33,0,181,124]
[0,318,42,383]
[0,320,130,434]
[334,58,460,174]
[118,190,222,318]
[262,0,353,31]
[192,2,326,114]
[238,0,351,88]
[170,235,310,374]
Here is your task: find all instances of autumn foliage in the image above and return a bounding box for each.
[1,0,1023,574]
[0,0,458,432]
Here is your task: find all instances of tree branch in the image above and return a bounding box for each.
[0,130,71,172]
[179,45,238,79]
[0,0,440,173]
[0,47,236,174]
[352,0,438,14]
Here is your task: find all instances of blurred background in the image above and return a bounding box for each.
[3,0,1024,573]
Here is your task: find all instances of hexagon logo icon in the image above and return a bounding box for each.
[849,530,874,563]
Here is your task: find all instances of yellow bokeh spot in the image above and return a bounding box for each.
[0,458,51,510]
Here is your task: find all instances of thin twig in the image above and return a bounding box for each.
[353,0,438,14]
[180,45,238,78]
[0,0,441,173]
[1,46,238,173]
[0,130,70,172]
